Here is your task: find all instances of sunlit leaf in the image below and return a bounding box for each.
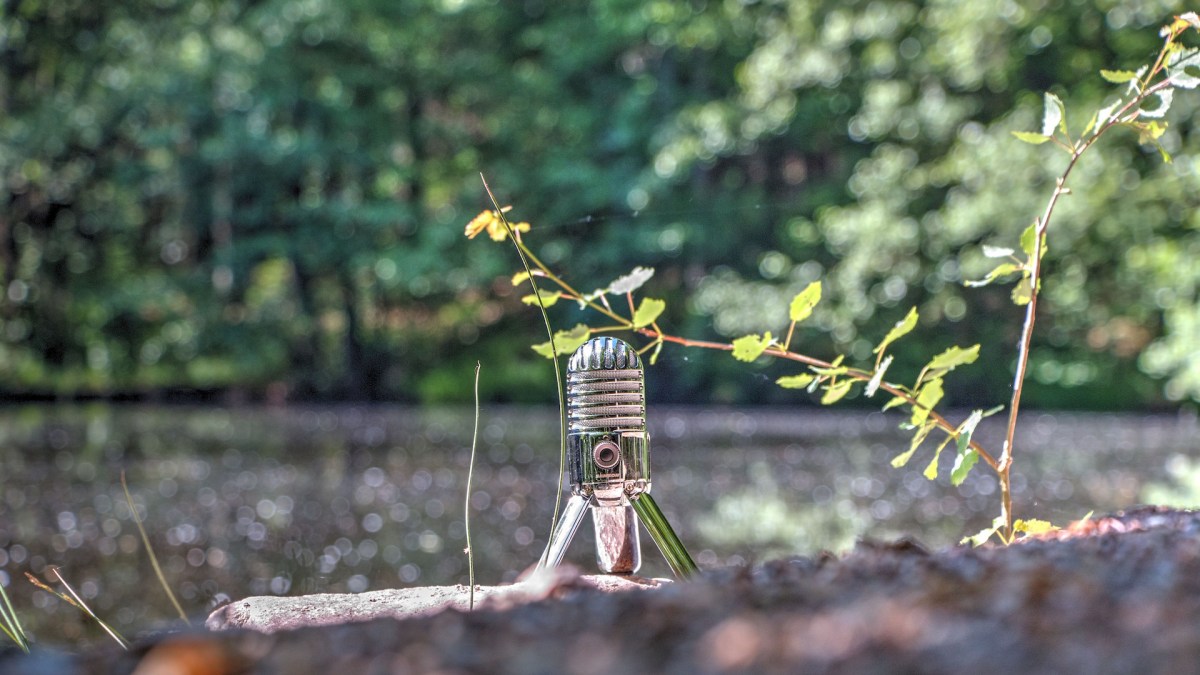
[982,245,1015,259]
[821,379,853,405]
[531,324,591,359]
[649,340,663,366]
[1012,131,1051,145]
[511,271,533,286]
[964,262,1022,288]
[607,267,655,295]
[1041,92,1067,137]
[961,516,1006,547]
[521,290,561,307]
[1168,47,1200,89]
[891,421,933,468]
[923,433,957,480]
[811,354,847,377]
[1100,69,1140,83]
[1013,519,1059,536]
[950,448,979,486]
[788,281,822,323]
[631,297,666,328]
[874,307,918,356]
[1019,222,1039,259]
[776,373,816,389]
[910,378,944,428]
[923,344,981,380]
[1011,277,1034,306]
[865,354,892,397]
[731,332,773,362]
[1139,87,1174,118]
[882,395,908,412]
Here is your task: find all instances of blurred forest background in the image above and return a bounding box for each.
[3,0,1200,409]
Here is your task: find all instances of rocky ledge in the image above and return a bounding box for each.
[14,506,1200,674]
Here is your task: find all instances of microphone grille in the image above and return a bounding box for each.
[566,337,644,432]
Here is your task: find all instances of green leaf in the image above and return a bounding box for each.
[1011,277,1033,306]
[882,395,908,412]
[531,324,592,359]
[1019,222,1039,259]
[1013,519,1059,536]
[1168,47,1200,89]
[521,290,562,307]
[631,297,666,328]
[731,332,773,362]
[964,262,1022,288]
[891,421,933,468]
[922,433,957,480]
[874,307,918,356]
[961,516,1006,547]
[1099,69,1140,83]
[1012,131,1051,145]
[950,448,979,486]
[923,344,981,380]
[1041,92,1067,137]
[788,281,822,323]
[776,373,816,389]
[649,340,663,366]
[955,409,984,456]
[511,271,532,286]
[865,354,892,397]
[1139,88,1174,119]
[910,378,944,428]
[607,267,655,295]
[821,379,853,405]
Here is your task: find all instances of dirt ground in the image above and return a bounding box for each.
[9,505,1200,674]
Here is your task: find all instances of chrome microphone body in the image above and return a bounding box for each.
[540,336,698,578]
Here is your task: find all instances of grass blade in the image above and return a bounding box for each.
[465,361,480,610]
[121,472,189,623]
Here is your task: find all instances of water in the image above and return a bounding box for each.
[0,403,1197,647]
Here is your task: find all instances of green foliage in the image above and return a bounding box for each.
[731,332,774,362]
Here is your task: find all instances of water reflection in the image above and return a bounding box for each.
[0,404,1197,646]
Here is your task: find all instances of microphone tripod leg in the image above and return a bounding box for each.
[630,492,699,579]
[538,493,590,570]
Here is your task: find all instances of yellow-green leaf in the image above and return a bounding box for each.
[1013,519,1059,536]
[1011,277,1033,306]
[882,395,908,411]
[950,448,979,486]
[1012,131,1051,145]
[961,516,1006,547]
[923,344,981,380]
[531,324,592,359]
[632,297,666,328]
[910,378,944,427]
[922,433,957,480]
[1100,69,1140,83]
[731,333,773,362]
[511,271,532,286]
[788,281,822,323]
[891,421,933,468]
[521,290,562,307]
[874,307,918,356]
[821,379,853,405]
[776,373,816,389]
[964,262,1022,288]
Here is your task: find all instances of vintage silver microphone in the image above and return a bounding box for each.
[539,336,697,578]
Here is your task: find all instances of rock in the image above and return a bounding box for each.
[30,506,1200,674]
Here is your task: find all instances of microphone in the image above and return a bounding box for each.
[540,336,697,578]
[565,336,651,504]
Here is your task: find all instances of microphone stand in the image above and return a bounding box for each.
[537,337,698,579]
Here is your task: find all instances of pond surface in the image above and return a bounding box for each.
[1,403,1198,647]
